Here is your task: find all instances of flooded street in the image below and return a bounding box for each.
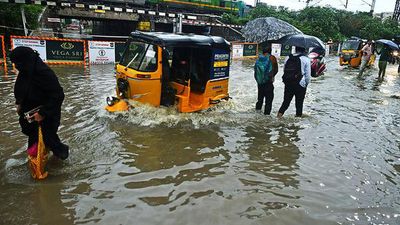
[1,58,400,225]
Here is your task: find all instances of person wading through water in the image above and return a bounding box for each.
[11,46,69,160]
[254,48,276,115]
[277,46,311,118]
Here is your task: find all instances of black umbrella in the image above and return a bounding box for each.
[376,39,399,50]
[242,17,302,43]
[278,34,325,49]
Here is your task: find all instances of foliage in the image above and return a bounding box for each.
[229,3,400,42]
[0,3,43,35]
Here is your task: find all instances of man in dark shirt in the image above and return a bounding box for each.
[377,46,390,81]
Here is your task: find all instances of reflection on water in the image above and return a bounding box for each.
[1,59,400,225]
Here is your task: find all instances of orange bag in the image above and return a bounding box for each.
[28,126,49,180]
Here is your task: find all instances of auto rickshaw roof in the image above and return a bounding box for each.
[129,31,230,50]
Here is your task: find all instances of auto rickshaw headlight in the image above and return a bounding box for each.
[106,96,119,106]
[393,51,399,57]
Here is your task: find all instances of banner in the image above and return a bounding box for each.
[232,44,243,59]
[211,49,230,79]
[88,41,116,64]
[115,42,126,63]
[281,44,292,57]
[271,43,281,58]
[12,38,47,62]
[243,43,257,57]
[46,40,85,63]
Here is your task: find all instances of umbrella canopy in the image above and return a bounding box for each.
[278,34,325,49]
[241,17,302,43]
[376,39,399,50]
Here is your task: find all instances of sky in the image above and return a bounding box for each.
[244,0,397,13]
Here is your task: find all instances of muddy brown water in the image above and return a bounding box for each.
[0,58,399,225]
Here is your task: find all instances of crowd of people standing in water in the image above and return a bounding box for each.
[254,41,398,118]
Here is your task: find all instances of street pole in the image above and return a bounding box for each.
[370,0,376,14]
[21,7,28,36]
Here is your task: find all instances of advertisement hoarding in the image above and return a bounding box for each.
[46,40,85,63]
[88,41,116,64]
[12,38,47,62]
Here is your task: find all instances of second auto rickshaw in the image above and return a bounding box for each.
[339,37,375,68]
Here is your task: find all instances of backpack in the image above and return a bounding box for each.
[254,55,272,85]
[282,54,303,83]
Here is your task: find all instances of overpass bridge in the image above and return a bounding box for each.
[2,0,244,41]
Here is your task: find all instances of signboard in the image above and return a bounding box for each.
[271,43,281,58]
[115,42,126,63]
[211,49,230,79]
[12,38,47,62]
[88,41,115,64]
[47,17,61,23]
[243,43,257,57]
[281,44,292,56]
[46,40,84,63]
[232,44,243,59]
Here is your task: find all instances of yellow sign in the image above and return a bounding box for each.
[95,9,106,13]
[214,61,228,67]
[138,22,151,31]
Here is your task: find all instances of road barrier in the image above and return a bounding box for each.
[0,35,6,70]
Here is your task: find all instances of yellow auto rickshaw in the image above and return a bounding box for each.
[339,37,375,68]
[106,31,231,113]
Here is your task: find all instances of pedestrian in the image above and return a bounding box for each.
[11,46,69,160]
[377,45,390,81]
[359,41,373,76]
[254,47,274,115]
[277,46,311,118]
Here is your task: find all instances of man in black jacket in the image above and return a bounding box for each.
[11,46,69,160]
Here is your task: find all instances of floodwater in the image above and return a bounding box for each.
[1,58,400,225]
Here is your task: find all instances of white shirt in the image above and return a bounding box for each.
[284,53,311,88]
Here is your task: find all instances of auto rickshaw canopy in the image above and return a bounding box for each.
[129,31,231,50]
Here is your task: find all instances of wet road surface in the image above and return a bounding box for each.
[0,58,400,225]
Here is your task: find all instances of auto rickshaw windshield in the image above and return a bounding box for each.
[120,41,158,72]
[342,40,360,50]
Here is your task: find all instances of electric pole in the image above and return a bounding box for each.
[370,0,376,14]
[394,0,400,21]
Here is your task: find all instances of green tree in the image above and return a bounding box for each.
[0,3,43,35]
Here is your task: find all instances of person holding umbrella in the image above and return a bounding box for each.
[277,46,311,118]
[376,45,390,81]
[376,39,400,81]
[276,34,320,118]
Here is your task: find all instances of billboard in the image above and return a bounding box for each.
[12,38,47,62]
[281,44,292,56]
[46,40,85,63]
[271,43,281,58]
[243,43,257,57]
[232,44,243,59]
[11,36,85,64]
[88,41,116,64]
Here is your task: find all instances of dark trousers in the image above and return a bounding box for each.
[256,82,274,115]
[278,82,306,116]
